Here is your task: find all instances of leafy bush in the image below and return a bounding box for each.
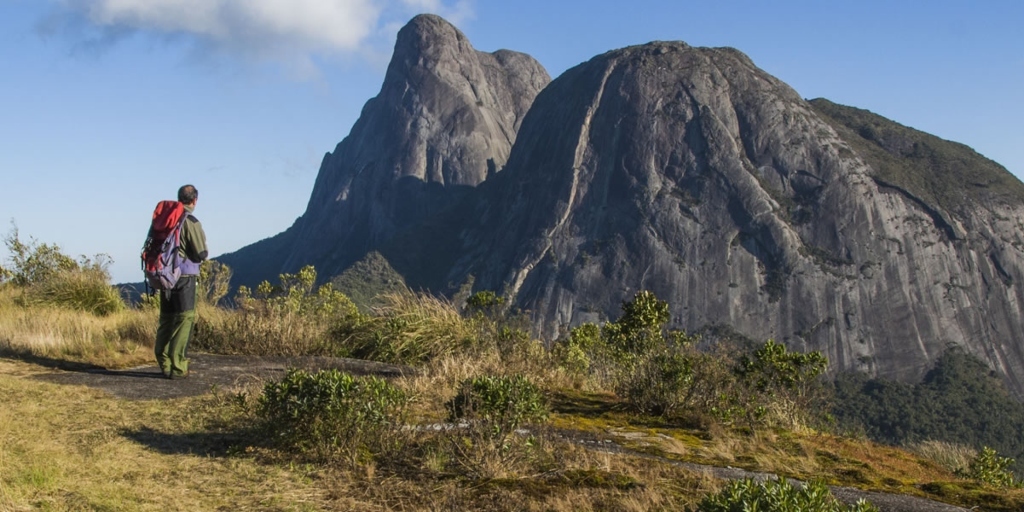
[957,446,1019,488]
[617,348,694,417]
[2,228,125,316]
[698,478,878,512]
[445,374,548,478]
[555,322,604,375]
[553,292,830,426]
[255,368,409,464]
[553,291,672,384]
[733,339,828,428]
[464,290,505,316]
[602,290,670,361]
[450,374,548,431]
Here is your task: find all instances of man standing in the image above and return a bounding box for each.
[155,184,208,379]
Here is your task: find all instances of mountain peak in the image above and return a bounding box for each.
[392,13,470,65]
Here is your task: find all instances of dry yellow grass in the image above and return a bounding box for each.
[908,440,977,474]
[0,286,154,368]
[0,361,336,511]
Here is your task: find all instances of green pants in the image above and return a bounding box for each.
[155,275,198,377]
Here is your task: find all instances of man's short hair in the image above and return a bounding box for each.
[178,184,198,204]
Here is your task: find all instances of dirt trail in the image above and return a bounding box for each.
[30,353,413,400]
[21,353,970,512]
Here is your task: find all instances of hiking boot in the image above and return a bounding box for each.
[169,372,188,380]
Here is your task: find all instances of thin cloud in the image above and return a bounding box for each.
[40,0,475,75]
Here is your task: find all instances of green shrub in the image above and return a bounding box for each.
[256,368,408,464]
[602,290,670,361]
[556,293,830,427]
[957,446,1019,488]
[465,290,505,316]
[554,291,672,385]
[554,322,605,375]
[450,374,548,430]
[2,227,125,316]
[698,478,878,512]
[446,374,548,478]
[617,349,694,417]
[737,339,827,394]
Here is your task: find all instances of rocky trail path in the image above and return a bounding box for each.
[24,353,969,512]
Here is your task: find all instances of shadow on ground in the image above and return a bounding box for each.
[0,349,107,372]
[120,426,245,457]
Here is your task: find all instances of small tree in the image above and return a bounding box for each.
[464,290,505,317]
[602,290,670,360]
[734,339,828,427]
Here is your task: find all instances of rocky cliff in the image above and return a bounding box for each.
[445,41,1024,392]
[221,16,1024,395]
[219,14,550,284]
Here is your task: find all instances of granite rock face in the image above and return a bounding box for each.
[220,14,550,283]
[446,42,1024,393]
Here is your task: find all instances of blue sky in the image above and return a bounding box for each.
[1,0,1021,284]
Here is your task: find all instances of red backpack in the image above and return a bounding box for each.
[141,200,188,291]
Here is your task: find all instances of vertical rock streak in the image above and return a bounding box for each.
[505,60,618,300]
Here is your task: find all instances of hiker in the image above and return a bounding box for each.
[154,184,208,379]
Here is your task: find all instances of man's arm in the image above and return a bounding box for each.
[182,216,209,263]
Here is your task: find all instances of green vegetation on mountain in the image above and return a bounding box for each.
[833,348,1024,477]
[809,98,1024,216]
[328,251,408,312]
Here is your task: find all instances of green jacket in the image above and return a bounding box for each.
[179,204,208,275]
